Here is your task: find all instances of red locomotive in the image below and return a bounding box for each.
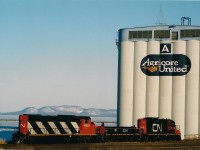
[12,114,181,144]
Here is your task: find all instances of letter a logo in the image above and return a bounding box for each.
[162,45,169,52]
[160,44,171,53]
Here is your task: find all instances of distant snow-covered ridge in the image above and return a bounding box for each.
[0,105,117,117]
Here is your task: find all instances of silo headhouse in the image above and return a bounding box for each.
[117,23,200,139]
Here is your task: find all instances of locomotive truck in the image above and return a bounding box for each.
[12,114,181,144]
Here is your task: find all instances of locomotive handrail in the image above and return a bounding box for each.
[94,121,116,123]
[0,120,117,123]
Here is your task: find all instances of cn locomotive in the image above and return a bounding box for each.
[12,114,181,144]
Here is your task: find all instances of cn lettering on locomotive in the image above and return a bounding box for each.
[152,124,162,132]
[123,129,128,133]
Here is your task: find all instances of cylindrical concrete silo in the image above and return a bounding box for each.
[146,41,159,117]
[199,41,200,136]
[172,40,186,139]
[133,41,147,126]
[159,41,172,119]
[117,41,134,126]
[185,40,199,138]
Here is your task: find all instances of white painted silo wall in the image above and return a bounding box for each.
[185,40,199,138]
[133,41,147,126]
[172,41,186,139]
[159,75,172,119]
[159,46,172,119]
[199,41,200,137]
[146,41,159,117]
[117,41,134,126]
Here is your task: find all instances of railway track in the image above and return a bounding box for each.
[1,140,200,150]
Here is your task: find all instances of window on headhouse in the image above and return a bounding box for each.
[138,31,142,38]
[180,29,200,38]
[129,31,152,39]
[154,30,170,38]
[172,32,178,40]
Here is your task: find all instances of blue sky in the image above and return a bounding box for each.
[0,0,200,112]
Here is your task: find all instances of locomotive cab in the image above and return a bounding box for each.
[167,119,175,133]
[79,118,96,134]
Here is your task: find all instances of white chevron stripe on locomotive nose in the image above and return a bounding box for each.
[28,122,36,134]
[48,122,61,134]
[36,121,49,134]
[71,122,79,133]
[60,122,72,134]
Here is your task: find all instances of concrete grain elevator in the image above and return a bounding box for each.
[117,23,200,139]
